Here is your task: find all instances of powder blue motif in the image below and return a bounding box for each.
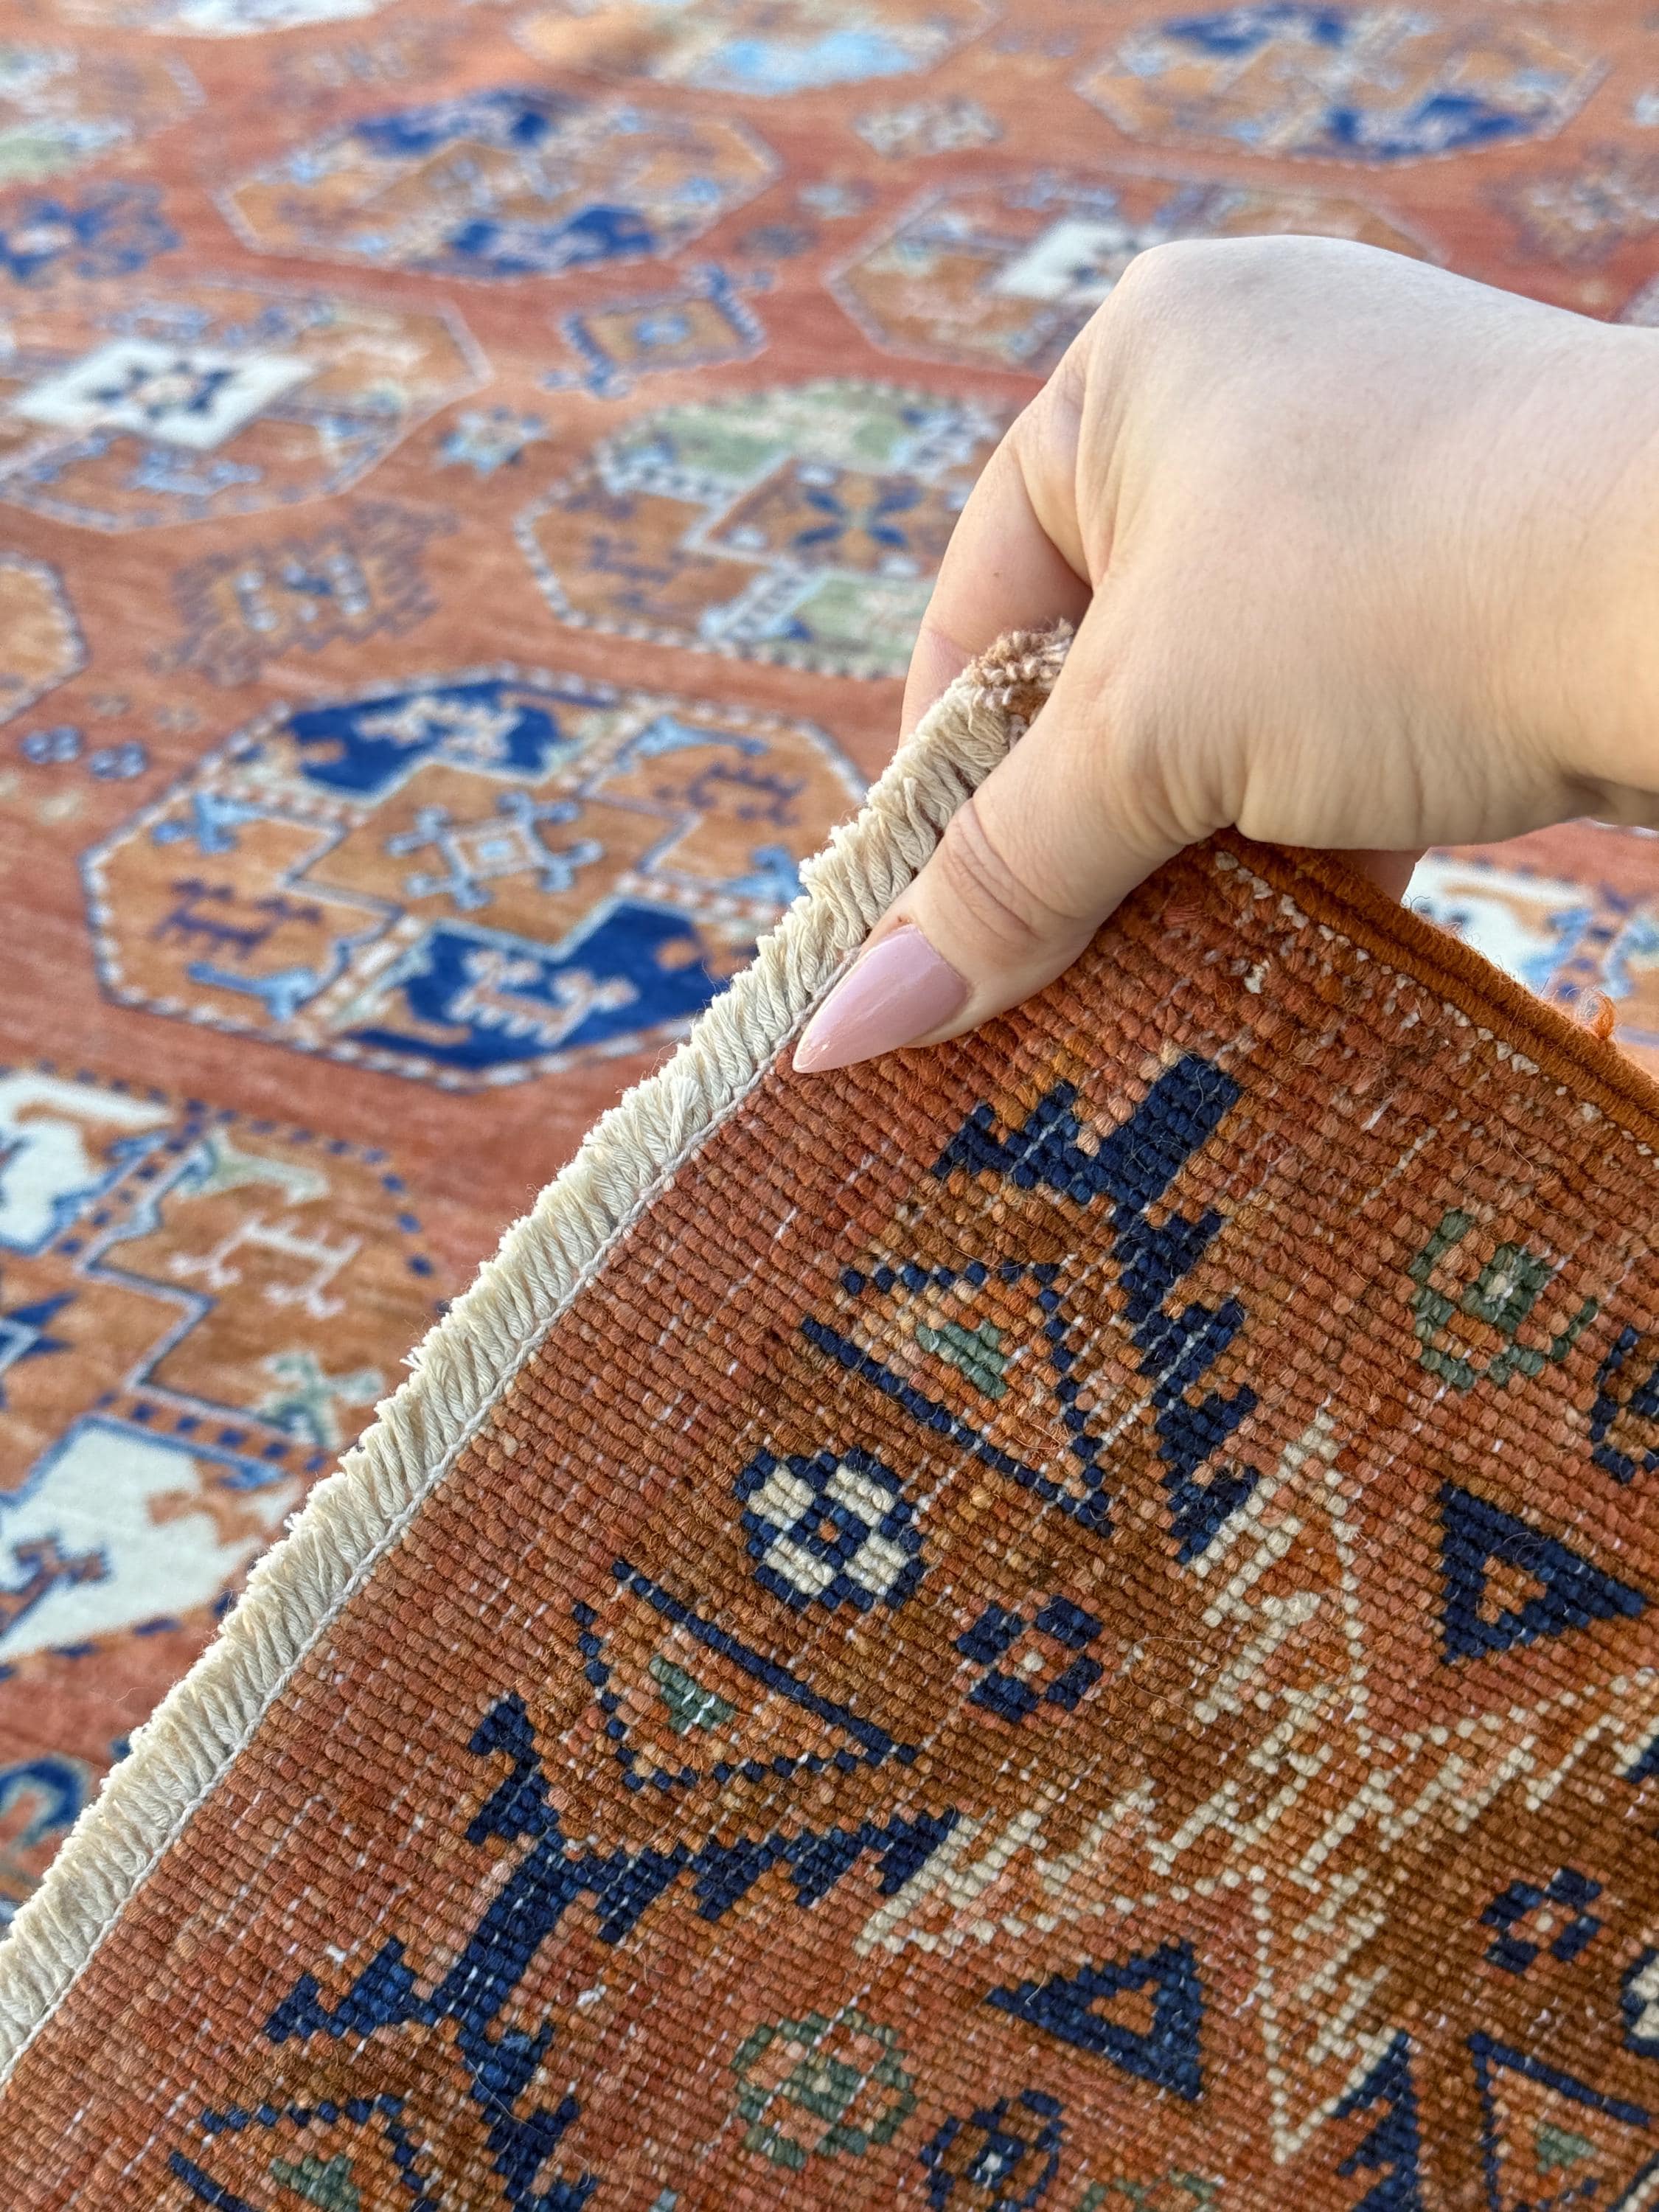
[437,408,549,476]
[690,28,945,94]
[550,265,765,398]
[808,1054,1257,1557]
[0,185,176,284]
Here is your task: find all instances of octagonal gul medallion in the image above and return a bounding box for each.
[83,670,863,1089]
[834,173,1436,374]
[1077,5,1602,164]
[0,44,198,188]
[515,0,995,97]
[517,379,1004,677]
[0,276,482,530]
[0,554,83,725]
[221,87,776,281]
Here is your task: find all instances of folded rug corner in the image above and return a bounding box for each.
[6,627,1659,2212]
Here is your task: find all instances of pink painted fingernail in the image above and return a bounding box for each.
[793,924,968,1075]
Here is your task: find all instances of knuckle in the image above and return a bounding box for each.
[1107,237,1220,323]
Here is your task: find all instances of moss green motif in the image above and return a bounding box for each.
[648,1652,736,1735]
[1534,2121,1596,2174]
[732,2006,915,2171]
[1408,1209,1596,1389]
[270,2154,360,2212]
[915,1316,1007,1398]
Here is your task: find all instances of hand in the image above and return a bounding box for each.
[793,237,1659,1075]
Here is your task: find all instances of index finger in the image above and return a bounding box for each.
[901,386,1095,740]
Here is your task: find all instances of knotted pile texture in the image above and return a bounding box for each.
[4,632,1659,2211]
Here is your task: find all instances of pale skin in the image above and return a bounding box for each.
[793,236,1659,1077]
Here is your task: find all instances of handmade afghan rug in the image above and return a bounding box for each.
[4,632,1659,2210]
[4,0,1659,1932]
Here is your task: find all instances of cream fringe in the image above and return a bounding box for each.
[0,627,1072,2084]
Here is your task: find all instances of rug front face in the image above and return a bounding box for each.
[7,0,1659,1941]
[5,831,1659,2210]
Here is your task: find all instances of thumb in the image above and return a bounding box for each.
[793,634,1191,1075]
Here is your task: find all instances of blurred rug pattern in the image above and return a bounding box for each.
[6,635,1659,2208]
[1,0,1658,1938]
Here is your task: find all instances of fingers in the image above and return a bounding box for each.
[795,628,1195,1075]
[900,381,1093,742]
[1345,847,1426,901]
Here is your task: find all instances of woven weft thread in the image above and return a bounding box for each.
[6,629,1659,2211]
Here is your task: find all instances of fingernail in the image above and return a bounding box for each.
[793,924,968,1075]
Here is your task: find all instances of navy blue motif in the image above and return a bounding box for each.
[919,2088,1064,2208]
[736,1444,924,1613]
[1439,1483,1646,1661]
[350,907,721,1075]
[1592,1328,1659,1485]
[259,1691,960,2207]
[933,1055,1257,1558]
[1470,2034,1658,2211]
[1482,1867,1601,1975]
[0,1281,75,1405]
[286,677,588,799]
[576,1559,912,1792]
[0,185,177,285]
[986,1939,1204,2101]
[169,2096,437,2212]
[349,90,580,158]
[1147,7,1582,161]
[957,1597,1102,1722]
[1333,2034,1425,2211]
[344,94,659,277]
[1624,1949,1659,2059]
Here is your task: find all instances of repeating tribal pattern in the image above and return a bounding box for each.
[10,815,1659,2212]
[1,0,1658,2153]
